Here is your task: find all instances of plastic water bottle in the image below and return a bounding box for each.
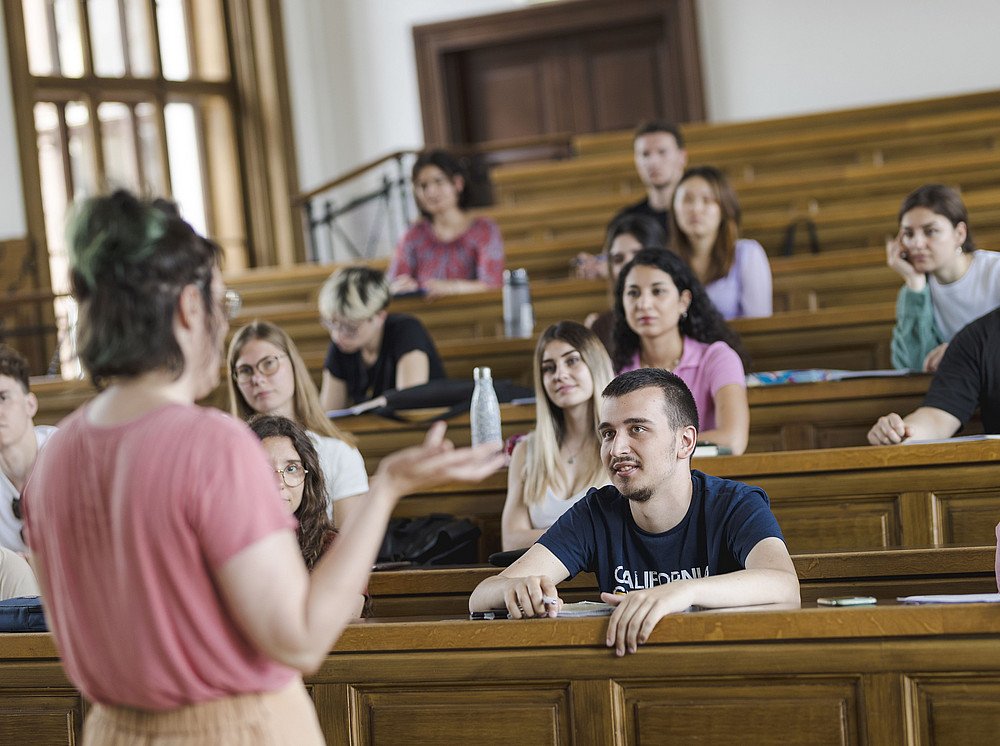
[470,366,502,447]
[502,268,534,338]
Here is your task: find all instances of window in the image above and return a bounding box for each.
[4,0,300,375]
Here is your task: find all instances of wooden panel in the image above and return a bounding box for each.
[935,489,1000,546]
[355,685,570,746]
[460,46,553,143]
[623,680,860,746]
[770,497,898,553]
[907,677,1000,746]
[0,694,81,746]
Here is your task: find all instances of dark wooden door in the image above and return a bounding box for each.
[415,0,704,147]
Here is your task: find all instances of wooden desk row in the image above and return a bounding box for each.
[390,439,1000,562]
[366,545,998,618]
[7,599,1000,745]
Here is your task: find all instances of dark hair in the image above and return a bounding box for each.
[68,190,222,387]
[411,149,469,219]
[611,248,749,372]
[898,184,975,252]
[247,414,334,571]
[633,120,685,150]
[603,369,699,433]
[671,166,742,283]
[0,345,31,392]
[604,213,668,255]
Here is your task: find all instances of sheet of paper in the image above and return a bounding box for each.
[897,593,1000,604]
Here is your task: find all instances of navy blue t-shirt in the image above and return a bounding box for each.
[538,470,784,595]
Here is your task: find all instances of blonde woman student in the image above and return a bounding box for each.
[228,321,369,526]
[500,322,614,551]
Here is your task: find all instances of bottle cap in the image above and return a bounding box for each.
[474,366,492,380]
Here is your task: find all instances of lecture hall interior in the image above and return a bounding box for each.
[2,0,1000,743]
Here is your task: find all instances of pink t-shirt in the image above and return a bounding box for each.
[22,403,297,711]
[620,337,746,431]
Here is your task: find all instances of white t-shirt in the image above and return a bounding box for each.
[0,425,57,553]
[306,431,369,519]
[930,250,1000,339]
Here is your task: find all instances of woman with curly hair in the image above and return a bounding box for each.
[612,248,750,454]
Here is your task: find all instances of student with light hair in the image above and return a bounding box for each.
[501,322,614,550]
[318,266,445,413]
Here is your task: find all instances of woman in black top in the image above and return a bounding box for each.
[318,266,446,412]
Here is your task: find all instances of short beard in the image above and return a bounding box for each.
[621,485,654,504]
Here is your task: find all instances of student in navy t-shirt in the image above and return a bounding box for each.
[470,368,800,656]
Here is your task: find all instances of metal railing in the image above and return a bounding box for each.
[291,133,576,265]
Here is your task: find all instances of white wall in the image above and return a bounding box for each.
[0,0,998,238]
[282,0,1000,193]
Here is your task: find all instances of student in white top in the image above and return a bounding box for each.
[0,345,56,554]
[888,183,1000,371]
[228,321,369,526]
[500,322,615,551]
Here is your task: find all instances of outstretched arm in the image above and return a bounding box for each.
[600,537,799,656]
[219,422,504,673]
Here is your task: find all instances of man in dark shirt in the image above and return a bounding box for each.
[611,121,688,237]
[869,306,1000,444]
[469,369,799,656]
[575,122,687,279]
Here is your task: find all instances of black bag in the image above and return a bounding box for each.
[0,596,47,632]
[371,379,533,423]
[377,514,481,565]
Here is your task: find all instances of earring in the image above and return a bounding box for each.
[681,311,688,320]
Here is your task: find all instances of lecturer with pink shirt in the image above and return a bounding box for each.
[21,191,502,745]
[611,248,750,455]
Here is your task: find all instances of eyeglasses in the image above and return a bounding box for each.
[11,496,21,521]
[232,353,287,383]
[320,317,368,337]
[224,289,242,320]
[273,462,308,488]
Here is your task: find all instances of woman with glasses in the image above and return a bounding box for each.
[318,266,446,413]
[21,190,502,743]
[228,321,368,526]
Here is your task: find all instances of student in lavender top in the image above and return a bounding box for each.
[501,322,614,551]
[888,184,1000,372]
[670,166,772,320]
[471,368,799,656]
[612,248,750,455]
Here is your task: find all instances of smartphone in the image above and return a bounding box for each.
[817,596,877,607]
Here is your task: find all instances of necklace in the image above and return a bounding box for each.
[564,442,586,465]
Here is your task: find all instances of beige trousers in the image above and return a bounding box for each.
[83,677,325,745]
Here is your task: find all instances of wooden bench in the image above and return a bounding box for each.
[390,438,1000,562]
[366,545,998,617]
[8,600,1000,745]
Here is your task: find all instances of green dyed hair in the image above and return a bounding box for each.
[68,190,221,386]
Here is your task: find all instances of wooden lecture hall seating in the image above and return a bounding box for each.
[6,598,1000,745]
[11,91,1000,743]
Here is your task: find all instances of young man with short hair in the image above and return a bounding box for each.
[470,368,799,656]
[0,345,56,553]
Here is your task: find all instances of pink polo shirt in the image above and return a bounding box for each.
[23,403,297,711]
[620,337,746,431]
